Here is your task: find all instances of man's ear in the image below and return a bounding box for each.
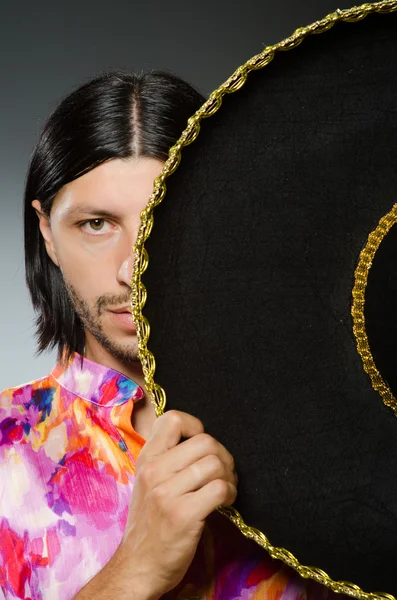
[31,200,60,267]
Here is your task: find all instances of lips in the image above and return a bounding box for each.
[109,306,131,314]
[108,308,136,332]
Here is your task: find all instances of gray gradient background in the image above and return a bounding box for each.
[0,0,357,389]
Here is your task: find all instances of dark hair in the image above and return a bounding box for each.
[24,70,205,360]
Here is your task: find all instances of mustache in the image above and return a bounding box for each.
[96,293,132,314]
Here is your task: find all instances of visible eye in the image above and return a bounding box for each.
[79,219,114,235]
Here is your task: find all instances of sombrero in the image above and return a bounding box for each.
[132,2,397,597]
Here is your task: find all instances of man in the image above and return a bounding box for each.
[0,70,333,599]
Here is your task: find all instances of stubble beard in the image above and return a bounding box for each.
[65,280,140,364]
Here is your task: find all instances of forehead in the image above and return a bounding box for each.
[52,157,164,217]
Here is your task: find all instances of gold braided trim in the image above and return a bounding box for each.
[352,204,397,414]
[131,2,397,598]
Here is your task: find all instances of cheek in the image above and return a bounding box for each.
[55,240,116,301]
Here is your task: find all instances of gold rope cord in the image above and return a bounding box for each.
[352,204,397,414]
[131,2,397,599]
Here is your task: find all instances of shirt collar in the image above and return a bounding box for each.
[51,352,145,407]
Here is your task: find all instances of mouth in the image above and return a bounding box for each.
[109,305,131,314]
[108,307,136,332]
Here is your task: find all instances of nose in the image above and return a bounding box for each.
[117,253,134,287]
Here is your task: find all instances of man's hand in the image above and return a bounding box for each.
[119,410,237,599]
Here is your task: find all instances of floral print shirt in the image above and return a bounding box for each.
[0,353,337,599]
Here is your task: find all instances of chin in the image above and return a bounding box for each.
[110,339,140,361]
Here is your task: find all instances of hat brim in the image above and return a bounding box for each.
[132,2,397,597]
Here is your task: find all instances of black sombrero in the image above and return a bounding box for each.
[132,2,397,597]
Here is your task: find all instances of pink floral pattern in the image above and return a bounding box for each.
[0,354,340,599]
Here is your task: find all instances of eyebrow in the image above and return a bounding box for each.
[60,206,119,221]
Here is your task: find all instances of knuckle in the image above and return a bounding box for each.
[151,484,168,505]
[229,463,237,485]
[229,454,236,473]
[162,410,183,430]
[212,479,229,501]
[205,454,223,473]
[198,433,218,455]
[230,485,238,504]
[136,452,146,469]
[194,417,205,433]
[138,461,156,487]
[167,505,186,529]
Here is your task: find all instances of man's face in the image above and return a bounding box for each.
[33,157,163,364]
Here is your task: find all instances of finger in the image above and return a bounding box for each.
[141,410,204,459]
[180,480,237,523]
[151,433,236,478]
[155,454,237,500]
